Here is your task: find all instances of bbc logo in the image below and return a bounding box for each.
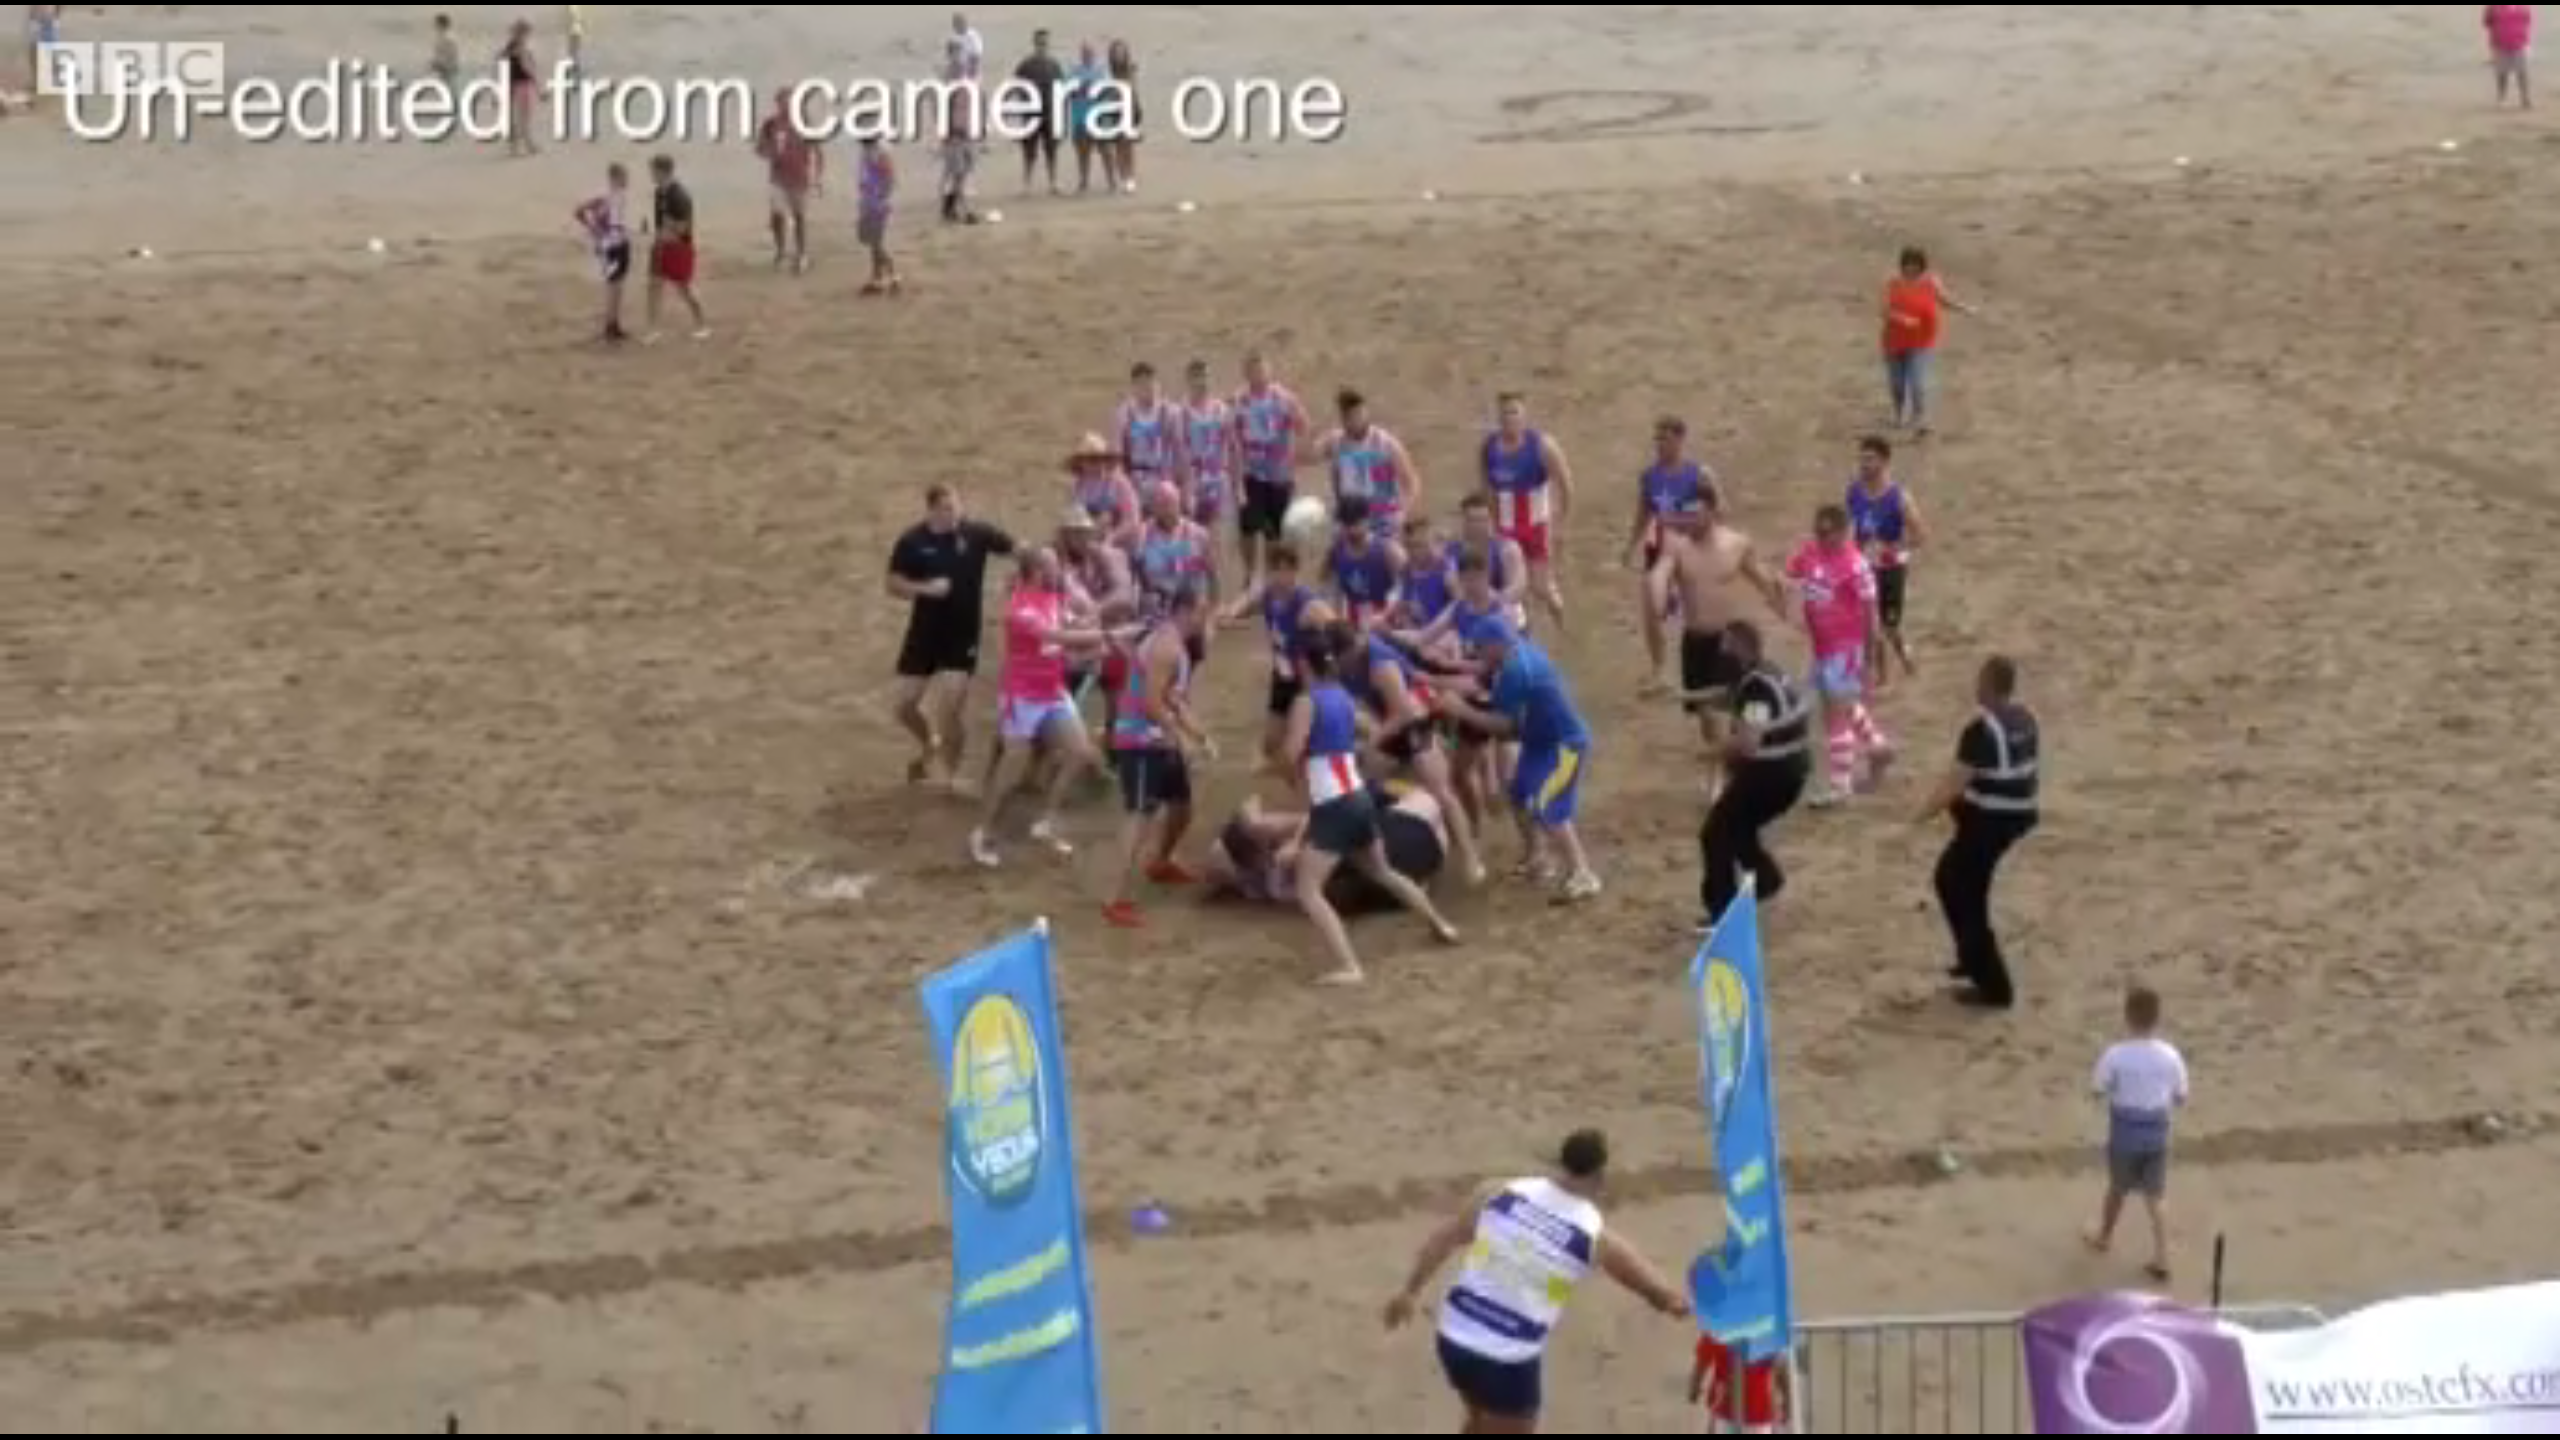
[35,41,227,99]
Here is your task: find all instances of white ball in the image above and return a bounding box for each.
[367,237,386,253]
[983,208,1004,224]
[1176,199,1198,214]
[2440,138,2462,152]
[1281,495,1333,551]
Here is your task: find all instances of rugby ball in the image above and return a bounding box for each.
[1282,495,1333,551]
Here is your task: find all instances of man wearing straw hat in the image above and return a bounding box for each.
[1063,431,1141,546]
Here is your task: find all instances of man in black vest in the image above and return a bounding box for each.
[1915,654,2040,1009]
[1700,619,1812,929]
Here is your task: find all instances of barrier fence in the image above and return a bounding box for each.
[1774,1302,2329,1434]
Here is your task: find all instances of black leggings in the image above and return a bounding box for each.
[1700,761,1806,923]
[1932,806,2037,1006]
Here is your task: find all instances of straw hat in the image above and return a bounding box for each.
[1063,432,1124,469]
[1057,503,1098,531]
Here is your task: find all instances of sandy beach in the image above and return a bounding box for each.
[8,4,2560,1431]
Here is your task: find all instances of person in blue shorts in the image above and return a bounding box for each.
[1439,623,1601,903]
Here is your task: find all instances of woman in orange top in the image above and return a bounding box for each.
[1881,245,1971,436]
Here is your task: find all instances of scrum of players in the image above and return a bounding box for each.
[923,350,1928,983]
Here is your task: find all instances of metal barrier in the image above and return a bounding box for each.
[1777,1302,2328,1434]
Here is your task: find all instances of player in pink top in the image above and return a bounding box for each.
[970,546,1128,869]
[1786,503,1893,804]
[2486,5,2534,108]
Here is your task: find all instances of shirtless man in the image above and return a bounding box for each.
[1204,777,1451,912]
[1625,417,1718,695]
[1656,504,1789,796]
[756,86,824,273]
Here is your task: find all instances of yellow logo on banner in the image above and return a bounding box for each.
[948,994,1047,1208]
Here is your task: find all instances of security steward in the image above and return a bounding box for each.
[1700,619,1812,929]
[1914,654,2040,1010]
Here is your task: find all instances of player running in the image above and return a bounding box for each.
[756,86,824,273]
[969,547,1122,868]
[1232,353,1313,579]
[1217,542,1319,766]
[1625,417,1716,695]
[1847,434,1927,678]
[1440,624,1603,903]
[1787,503,1893,806]
[1116,362,1179,492]
[1318,388,1422,541]
[1174,358,1240,547]
[1481,392,1575,628]
[1323,498,1406,631]
[571,162,633,344]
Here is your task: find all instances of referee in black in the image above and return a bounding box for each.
[1700,619,1812,929]
[1915,654,2040,1010]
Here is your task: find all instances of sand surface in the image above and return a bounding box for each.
[9,3,2560,1432]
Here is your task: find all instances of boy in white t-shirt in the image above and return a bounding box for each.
[2086,984,2187,1282]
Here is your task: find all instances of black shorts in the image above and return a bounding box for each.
[1266,671,1302,718]
[1020,125,1061,161]
[1438,1336,1541,1422]
[1304,790,1381,857]
[1240,478,1293,540]
[1378,716,1445,766]
[598,240,632,284]
[897,622,980,679]
[1681,629,1743,712]
[1330,805,1446,914]
[1876,564,1908,632]
[1112,746,1191,815]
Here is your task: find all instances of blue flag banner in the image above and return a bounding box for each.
[1685,883,1798,1365]
[920,921,1105,1435]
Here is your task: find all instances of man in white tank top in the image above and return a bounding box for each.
[1385,1129,1690,1433]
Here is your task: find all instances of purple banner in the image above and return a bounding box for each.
[2021,1291,2259,1434]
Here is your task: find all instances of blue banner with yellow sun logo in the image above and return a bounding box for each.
[1685,882,1797,1366]
[921,921,1103,1434]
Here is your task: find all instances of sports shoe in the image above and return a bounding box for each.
[1102,900,1143,928]
[967,829,1001,869]
[1029,818,1074,856]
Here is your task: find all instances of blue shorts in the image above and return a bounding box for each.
[1509,741,1587,827]
[1437,1336,1541,1420]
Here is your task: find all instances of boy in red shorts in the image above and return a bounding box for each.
[1689,1331,1789,1434]
[644,153,710,342]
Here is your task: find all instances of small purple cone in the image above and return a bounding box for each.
[1131,1203,1171,1236]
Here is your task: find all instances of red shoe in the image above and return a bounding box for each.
[1102,900,1144,928]
[1146,860,1200,885]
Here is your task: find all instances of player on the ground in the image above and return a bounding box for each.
[1103,584,1216,928]
[1064,432,1141,544]
[1285,632,1462,984]
[1174,358,1240,554]
[1233,353,1313,578]
[1481,392,1575,629]
[1847,433,1926,678]
[1318,388,1421,540]
[1217,542,1319,766]
[1439,624,1603,903]
[969,547,1122,868]
[1322,497,1406,631]
[756,86,823,273]
[1115,361,1179,492]
[571,162,633,344]
[1625,417,1716,694]
[1658,504,1788,799]
[1787,503,1893,805]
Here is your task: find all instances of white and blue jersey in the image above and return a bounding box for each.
[1436,1177,1604,1364]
